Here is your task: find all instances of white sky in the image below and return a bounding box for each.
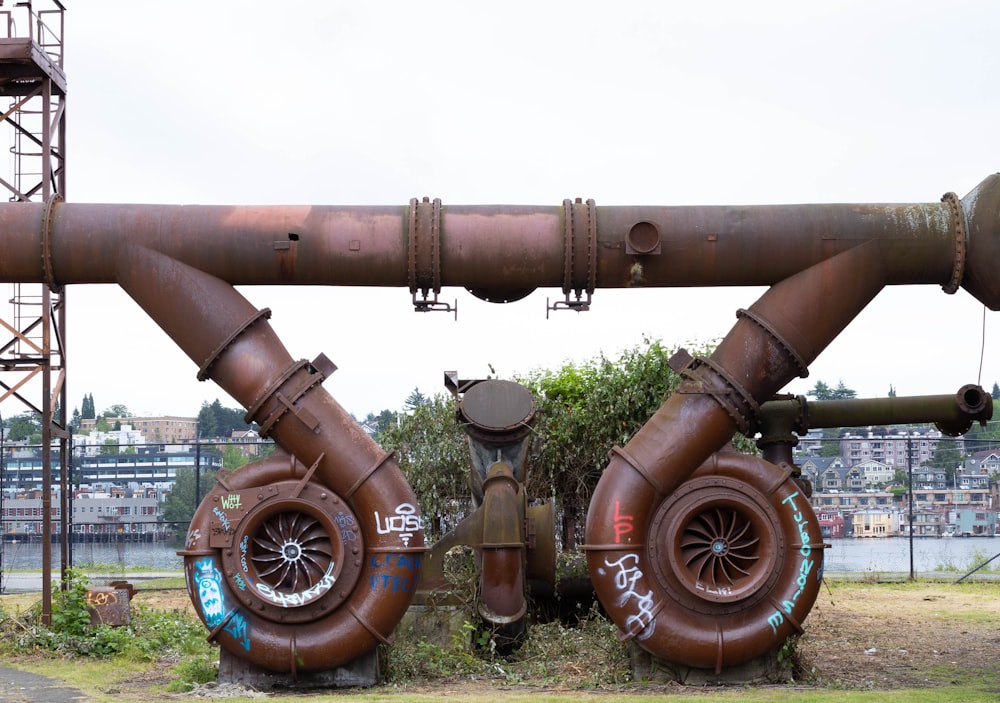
[14,0,1000,420]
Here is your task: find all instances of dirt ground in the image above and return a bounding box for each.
[134,580,1000,695]
[794,580,1000,690]
[6,580,1000,698]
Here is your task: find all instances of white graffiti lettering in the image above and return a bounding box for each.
[212,506,232,533]
[374,502,422,547]
[186,528,201,549]
[254,562,336,607]
[602,553,657,641]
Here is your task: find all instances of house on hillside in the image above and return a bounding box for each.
[853,458,894,489]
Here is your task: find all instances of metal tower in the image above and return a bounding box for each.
[0,1,67,619]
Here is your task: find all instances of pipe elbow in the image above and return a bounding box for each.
[961,173,1000,310]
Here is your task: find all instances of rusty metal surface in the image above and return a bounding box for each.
[0,176,997,311]
[0,174,997,675]
[86,587,131,627]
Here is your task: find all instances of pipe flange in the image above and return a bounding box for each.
[41,194,63,293]
[676,356,760,435]
[941,191,967,295]
[562,197,597,297]
[408,196,442,296]
[217,479,364,624]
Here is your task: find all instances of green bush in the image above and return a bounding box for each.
[166,655,218,692]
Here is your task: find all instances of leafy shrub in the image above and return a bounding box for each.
[166,655,218,692]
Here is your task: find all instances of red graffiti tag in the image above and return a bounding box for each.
[613,500,633,543]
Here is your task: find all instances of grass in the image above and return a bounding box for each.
[0,580,998,702]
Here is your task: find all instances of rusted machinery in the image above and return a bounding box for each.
[416,375,555,646]
[0,174,997,675]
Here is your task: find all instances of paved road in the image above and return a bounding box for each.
[1,571,181,593]
[0,667,86,702]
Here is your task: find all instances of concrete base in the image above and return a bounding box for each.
[630,643,793,685]
[217,646,381,689]
[398,603,468,648]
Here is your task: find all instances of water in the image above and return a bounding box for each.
[823,536,1000,574]
[3,536,999,576]
[1,540,184,572]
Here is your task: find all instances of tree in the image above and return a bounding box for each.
[403,388,430,411]
[222,443,250,471]
[364,409,398,439]
[197,399,253,439]
[6,412,40,441]
[807,379,857,401]
[102,404,130,418]
[161,465,217,524]
[926,440,964,485]
[197,401,218,439]
[81,393,95,420]
[70,407,81,431]
[378,395,468,538]
[518,338,753,550]
[992,382,999,401]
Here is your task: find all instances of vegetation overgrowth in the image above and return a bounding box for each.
[1,576,998,701]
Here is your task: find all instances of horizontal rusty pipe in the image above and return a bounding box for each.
[0,174,997,309]
[757,384,994,440]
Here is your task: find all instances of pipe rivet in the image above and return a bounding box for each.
[320,492,327,499]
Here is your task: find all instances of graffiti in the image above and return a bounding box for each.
[212,506,232,534]
[233,572,248,591]
[370,553,421,571]
[336,511,358,543]
[767,491,818,635]
[374,502,422,547]
[219,493,242,510]
[85,590,119,607]
[597,553,656,640]
[369,552,420,594]
[186,528,201,549]
[255,562,337,607]
[696,581,733,597]
[223,609,251,651]
[194,558,226,627]
[239,534,250,572]
[613,500,634,544]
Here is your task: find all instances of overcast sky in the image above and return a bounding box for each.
[22,1,1000,421]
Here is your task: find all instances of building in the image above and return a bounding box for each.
[839,427,951,468]
[853,458,894,488]
[78,416,197,445]
[816,510,847,538]
[899,508,945,537]
[3,486,163,541]
[799,456,864,493]
[945,508,999,537]
[852,508,901,538]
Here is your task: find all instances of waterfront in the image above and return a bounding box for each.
[2,535,1000,581]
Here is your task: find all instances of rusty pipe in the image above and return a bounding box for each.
[477,463,528,625]
[138,246,425,672]
[0,175,998,308]
[757,384,993,439]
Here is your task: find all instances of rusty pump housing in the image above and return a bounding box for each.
[0,174,998,676]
